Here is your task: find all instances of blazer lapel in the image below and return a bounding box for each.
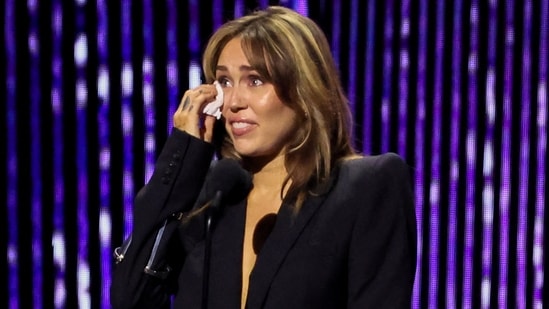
[245,192,328,308]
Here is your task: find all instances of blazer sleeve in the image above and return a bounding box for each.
[110,129,215,309]
[347,153,417,308]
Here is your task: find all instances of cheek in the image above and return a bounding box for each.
[222,118,232,134]
[220,96,230,114]
[273,110,299,139]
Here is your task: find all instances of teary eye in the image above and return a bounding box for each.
[216,76,232,87]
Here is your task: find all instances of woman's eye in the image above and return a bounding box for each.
[217,77,231,87]
[250,76,264,86]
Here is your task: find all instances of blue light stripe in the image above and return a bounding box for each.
[499,0,515,307]
[121,0,135,239]
[28,0,43,306]
[447,0,463,306]
[428,0,446,306]
[51,2,66,307]
[533,1,548,307]
[292,0,308,15]
[362,0,376,155]
[189,0,202,88]
[234,0,244,18]
[481,1,498,307]
[381,0,394,153]
[398,0,410,158]
[142,0,156,182]
[5,0,19,307]
[412,0,428,306]
[96,0,111,307]
[166,0,179,131]
[346,0,359,117]
[517,1,532,307]
[74,1,91,306]
[463,1,480,307]
[330,0,341,68]
[258,0,269,9]
[213,0,224,28]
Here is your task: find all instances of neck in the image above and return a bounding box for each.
[244,154,288,193]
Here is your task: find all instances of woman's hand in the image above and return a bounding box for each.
[173,84,219,143]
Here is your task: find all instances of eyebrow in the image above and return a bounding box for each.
[215,65,255,72]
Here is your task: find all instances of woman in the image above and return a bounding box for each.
[111,6,416,309]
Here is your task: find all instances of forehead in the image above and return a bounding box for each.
[217,38,248,65]
[215,36,273,82]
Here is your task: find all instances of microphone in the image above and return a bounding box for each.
[144,159,251,280]
[199,158,253,210]
[200,158,252,309]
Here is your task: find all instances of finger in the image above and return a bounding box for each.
[196,83,217,93]
[174,87,218,139]
[181,96,192,111]
[174,91,201,134]
[193,85,217,97]
[179,91,211,113]
[177,90,194,112]
[201,115,216,143]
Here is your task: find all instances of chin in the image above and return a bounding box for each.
[234,147,271,159]
[233,141,259,156]
[233,145,254,157]
[233,142,281,160]
[235,150,259,158]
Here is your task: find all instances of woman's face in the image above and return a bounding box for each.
[217,38,297,160]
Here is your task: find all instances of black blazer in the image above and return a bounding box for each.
[111,129,417,309]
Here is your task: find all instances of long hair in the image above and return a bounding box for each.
[202,6,356,209]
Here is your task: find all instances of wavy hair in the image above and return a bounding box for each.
[202,6,357,209]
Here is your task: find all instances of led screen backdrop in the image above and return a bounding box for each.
[1,0,547,308]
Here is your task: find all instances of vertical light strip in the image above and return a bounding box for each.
[74,0,91,307]
[447,0,463,306]
[213,0,223,28]
[398,0,410,157]
[258,0,269,9]
[5,0,19,307]
[330,0,341,68]
[517,1,532,307]
[362,0,376,154]
[346,0,359,117]
[166,0,179,131]
[28,0,43,306]
[499,0,515,307]
[481,1,498,307]
[533,0,548,307]
[188,0,201,88]
[464,1,480,307]
[51,2,66,308]
[412,0,428,307]
[96,0,111,308]
[381,0,394,153]
[234,0,244,18]
[142,0,156,182]
[429,0,445,306]
[292,0,308,16]
[121,0,135,239]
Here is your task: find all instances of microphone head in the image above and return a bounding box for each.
[202,158,253,206]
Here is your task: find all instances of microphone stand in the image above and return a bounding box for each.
[202,190,222,309]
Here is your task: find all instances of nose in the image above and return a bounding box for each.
[224,87,247,113]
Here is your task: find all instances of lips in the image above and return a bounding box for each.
[228,119,257,136]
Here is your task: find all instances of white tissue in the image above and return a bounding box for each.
[202,81,223,119]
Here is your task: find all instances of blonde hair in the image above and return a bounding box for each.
[202,6,356,209]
